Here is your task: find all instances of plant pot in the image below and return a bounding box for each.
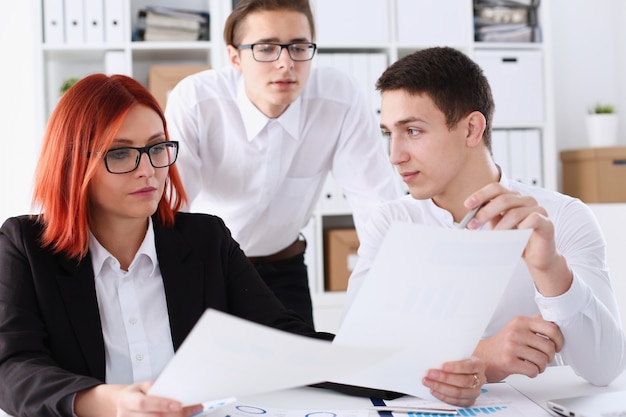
[586,113,619,147]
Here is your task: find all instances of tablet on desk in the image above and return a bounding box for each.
[547,391,626,417]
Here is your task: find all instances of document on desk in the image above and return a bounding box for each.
[200,383,550,417]
[380,382,552,416]
[333,222,532,399]
[148,309,396,406]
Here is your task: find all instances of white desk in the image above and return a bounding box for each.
[231,365,626,415]
[505,364,626,411]
[1,366,624,416]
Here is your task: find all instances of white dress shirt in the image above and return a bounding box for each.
[165,65,402,256]
[343,174,626,386]
[89,219,174,384]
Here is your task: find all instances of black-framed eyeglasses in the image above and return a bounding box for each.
[103,141,179,174]
[237,42,317,62]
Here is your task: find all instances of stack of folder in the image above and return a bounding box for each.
[42,0,125,44]
[474,0,542,43]
[134,6,210,42]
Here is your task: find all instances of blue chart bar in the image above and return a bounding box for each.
[458,406,507,416]
[408,406,508,416]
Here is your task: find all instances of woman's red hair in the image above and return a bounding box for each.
[32,73,188,260]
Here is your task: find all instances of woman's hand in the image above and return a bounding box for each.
[75,381,204,417]
[422,356,486,407]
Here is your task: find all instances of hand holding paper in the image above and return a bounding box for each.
[148,309,396,406]
[148,223,530,406]
[332,222,531,399]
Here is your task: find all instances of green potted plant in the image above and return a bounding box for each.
[586,103,618,147]
[59,77,80,96]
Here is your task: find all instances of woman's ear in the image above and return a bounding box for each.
[466,111,487,147]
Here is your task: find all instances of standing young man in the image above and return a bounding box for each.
[165,0,400,328]
[343,47,626,385]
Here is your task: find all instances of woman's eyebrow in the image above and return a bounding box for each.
[110,133,165,146]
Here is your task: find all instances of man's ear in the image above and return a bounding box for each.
[466,111,487,147]
[227,45,242,72]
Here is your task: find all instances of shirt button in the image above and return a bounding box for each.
[122,276,130,282]
[135,353,144,361]
[129,317,138,325]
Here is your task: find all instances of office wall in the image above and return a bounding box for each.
[617,1,626,141]
[0,2,38,223]
[550,0,626,152]
[589,204,626,332]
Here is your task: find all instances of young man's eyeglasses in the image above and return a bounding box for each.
[237,42,317,62]
[103,141,179,174]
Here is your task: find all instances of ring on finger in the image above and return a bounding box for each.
[470,373,480,389]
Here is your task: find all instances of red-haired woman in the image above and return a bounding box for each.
[0,74,331,417]
[0,74,487,416]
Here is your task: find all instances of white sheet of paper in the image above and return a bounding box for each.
[332,222,532,399]
[148,309,396,406]
[383,382,552,416]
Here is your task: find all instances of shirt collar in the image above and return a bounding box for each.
[236,78,301,142]
[497,165,511,187]
[89,218,158,277]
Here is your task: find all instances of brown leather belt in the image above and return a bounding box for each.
[247,239,307,264]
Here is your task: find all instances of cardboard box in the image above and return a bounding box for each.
[148,65,211,110]
[561,147,626,202]
[324,228,360,292]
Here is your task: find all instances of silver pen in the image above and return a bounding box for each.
[456,205,481,229]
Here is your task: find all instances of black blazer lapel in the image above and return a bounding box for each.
[55,255,105,380]
[154,221,205,351]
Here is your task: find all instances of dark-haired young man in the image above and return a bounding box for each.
[344,46,626,390]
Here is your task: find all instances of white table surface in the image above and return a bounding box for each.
[231,365,626,414]
[1,365,624,416]
[505,364,626,411]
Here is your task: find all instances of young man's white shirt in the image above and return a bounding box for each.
[343,174,626,386]
[165,65,402,257]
